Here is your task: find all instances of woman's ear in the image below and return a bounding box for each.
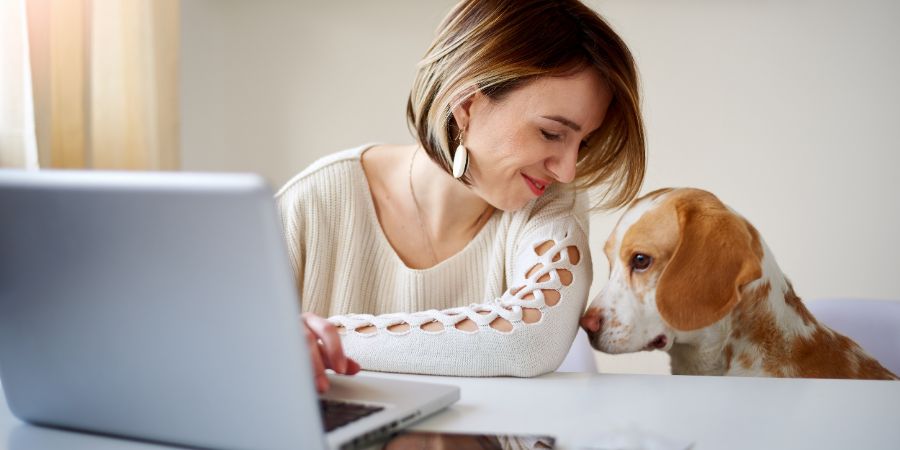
[655,193,763,331]
[450,87,479,132]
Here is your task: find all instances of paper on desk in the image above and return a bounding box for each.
[575,426,693,450]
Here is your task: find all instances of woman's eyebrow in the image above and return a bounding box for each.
[541,115,582,132]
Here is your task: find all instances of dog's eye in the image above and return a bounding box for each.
[631,253,652,272]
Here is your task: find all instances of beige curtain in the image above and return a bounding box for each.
[0,0,39,169]
[25,0,179,170]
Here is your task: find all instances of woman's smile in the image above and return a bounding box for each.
[521,172,549,197]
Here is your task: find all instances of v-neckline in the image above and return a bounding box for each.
[355,143,498,273]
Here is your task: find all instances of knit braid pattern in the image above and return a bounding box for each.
[327,217,590,377]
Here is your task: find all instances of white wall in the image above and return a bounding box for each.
[180,0,457,185]
[181,0,900,375]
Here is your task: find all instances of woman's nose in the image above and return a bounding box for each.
[545,145,579,183]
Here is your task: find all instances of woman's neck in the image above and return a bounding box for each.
[409,144,494,242]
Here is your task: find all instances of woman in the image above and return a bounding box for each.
[276,0,645,393]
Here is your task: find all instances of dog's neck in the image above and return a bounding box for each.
[667,245,818,377]
[668,322,731,376]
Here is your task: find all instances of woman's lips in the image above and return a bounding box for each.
[522,173,549,196]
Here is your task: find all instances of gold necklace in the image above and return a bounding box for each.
[408,147,495,268]
[408,148,440,267]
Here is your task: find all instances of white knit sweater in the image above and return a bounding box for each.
[275,143,593,377]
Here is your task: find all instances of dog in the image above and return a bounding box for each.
[579,187,898,380]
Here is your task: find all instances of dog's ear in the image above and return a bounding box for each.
[656,194,762,331]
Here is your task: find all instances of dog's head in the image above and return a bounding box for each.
[581,188,763,354]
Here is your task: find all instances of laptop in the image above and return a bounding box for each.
[0,170,459,450]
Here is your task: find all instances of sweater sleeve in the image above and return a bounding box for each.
[274,186,305,302]
[327,193,592,377]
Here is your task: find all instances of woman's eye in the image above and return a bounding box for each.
[631,253,652,272]
[541,130,561,141]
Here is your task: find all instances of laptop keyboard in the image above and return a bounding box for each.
[319,399,385,432]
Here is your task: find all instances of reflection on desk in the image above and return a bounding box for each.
[3,372,900,450]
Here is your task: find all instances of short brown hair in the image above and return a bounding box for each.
[406,0,645,210]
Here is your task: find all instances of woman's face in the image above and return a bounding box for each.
[455,67,612,211]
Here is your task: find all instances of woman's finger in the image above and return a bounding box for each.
[305,327,329,393]
[346,358,361,375]
[317,340,362,377]
[319,340,362,375]
[303,312,350,374]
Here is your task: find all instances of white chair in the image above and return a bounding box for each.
[557,328,598,373]
[806,298,900,375]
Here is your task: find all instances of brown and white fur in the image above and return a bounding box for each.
[580,188,898,380]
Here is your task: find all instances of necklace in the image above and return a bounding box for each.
[409,148,440,267]
[408,147,495,268]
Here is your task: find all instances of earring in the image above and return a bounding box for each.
[452,131,469,179]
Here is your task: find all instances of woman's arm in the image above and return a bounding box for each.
[327,213,592,377]
[277,187,360,391]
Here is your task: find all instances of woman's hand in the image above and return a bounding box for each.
[302,312,361,393]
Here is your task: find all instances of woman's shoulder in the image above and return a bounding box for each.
[274,143,375,199]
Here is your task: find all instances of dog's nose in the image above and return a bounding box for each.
[580,307,602,333]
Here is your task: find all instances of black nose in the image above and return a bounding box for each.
[649,334,667,350]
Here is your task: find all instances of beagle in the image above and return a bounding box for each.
[580,188,898,380]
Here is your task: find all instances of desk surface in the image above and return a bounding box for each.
[2,372,899,450]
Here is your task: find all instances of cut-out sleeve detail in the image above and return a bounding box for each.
[327,208,593,377]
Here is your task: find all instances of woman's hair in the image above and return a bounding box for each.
[406,0,645,210]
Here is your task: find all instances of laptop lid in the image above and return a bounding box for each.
[0,170,328,450]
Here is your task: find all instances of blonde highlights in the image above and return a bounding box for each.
[406,0,646,210]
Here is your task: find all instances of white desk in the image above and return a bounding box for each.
[2,372,899,450]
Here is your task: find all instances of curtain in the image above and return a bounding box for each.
[25,0,179,170]
[0,0,39,169]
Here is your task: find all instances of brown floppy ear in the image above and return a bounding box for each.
[656,196,763,331]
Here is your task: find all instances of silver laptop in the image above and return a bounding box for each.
[0,170,459,450]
